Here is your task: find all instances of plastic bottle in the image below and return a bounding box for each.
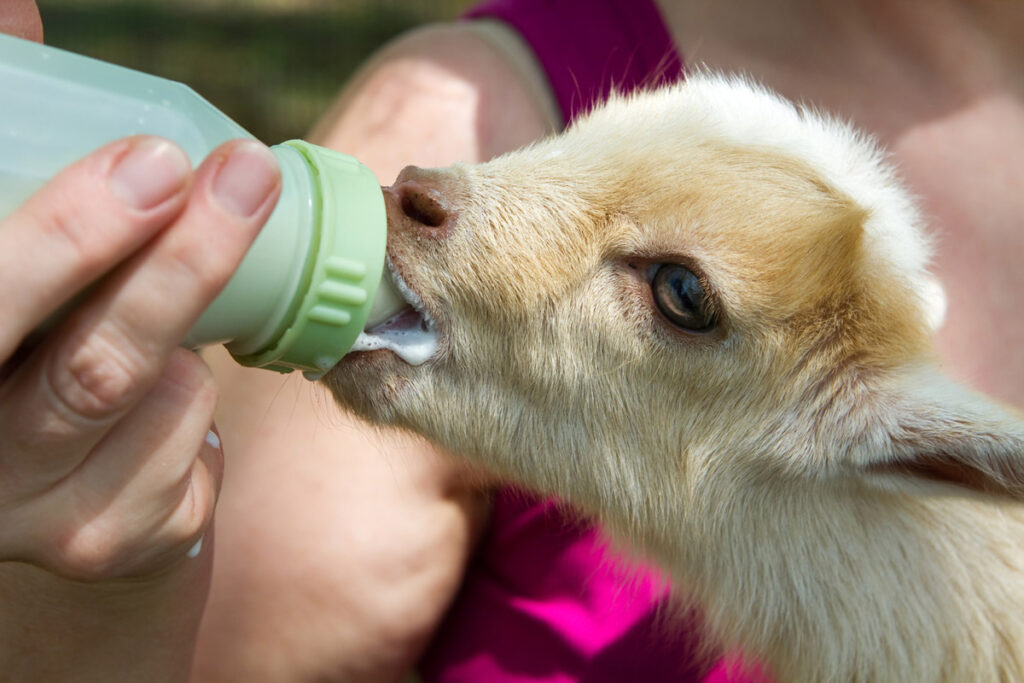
[0,32,405,378]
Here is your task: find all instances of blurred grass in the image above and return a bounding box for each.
[36,0,477,143]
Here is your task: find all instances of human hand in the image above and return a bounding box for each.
[0,135,280,580]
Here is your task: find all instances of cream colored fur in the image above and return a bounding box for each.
[326,73,1024,682]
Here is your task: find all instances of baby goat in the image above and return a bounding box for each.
[327,73,1024,682]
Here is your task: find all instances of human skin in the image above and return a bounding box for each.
[0,0,41,43]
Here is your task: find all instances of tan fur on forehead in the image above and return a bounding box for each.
[538,73,944,329]
[507,75,936,372]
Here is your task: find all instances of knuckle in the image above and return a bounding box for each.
[48,328,150,420]
[49,523,124,582]
[28,199,111,277]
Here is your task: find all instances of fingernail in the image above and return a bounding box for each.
[109,139,191,210]
[186,535,204,559]
[205,429,221,450]
[211,141,279,218]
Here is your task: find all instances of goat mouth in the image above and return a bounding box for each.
[348,257,440,366]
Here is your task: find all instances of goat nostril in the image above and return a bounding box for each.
[400,183,448,228]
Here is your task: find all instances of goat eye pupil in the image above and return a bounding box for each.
[652,265,716,331]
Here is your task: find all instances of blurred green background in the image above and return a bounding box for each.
[37,0,477,143]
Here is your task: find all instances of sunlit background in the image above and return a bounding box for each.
[37,0,477,143]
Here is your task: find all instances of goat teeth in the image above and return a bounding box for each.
[352,312,438,365]
[351,261,439,366]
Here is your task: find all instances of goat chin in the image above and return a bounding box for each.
[325,73,1024,682]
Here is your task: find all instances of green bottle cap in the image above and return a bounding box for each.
[230,140,387,376]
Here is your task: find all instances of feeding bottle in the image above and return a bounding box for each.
[0,32,405,378]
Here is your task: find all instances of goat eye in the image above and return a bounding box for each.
[651,264,716,331]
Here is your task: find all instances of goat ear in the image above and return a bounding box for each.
[865,367,1024,498]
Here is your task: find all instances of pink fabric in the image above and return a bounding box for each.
[418,2,770,680]
[418,492,768,682]
[464,0,684,122]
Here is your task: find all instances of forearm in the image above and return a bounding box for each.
[0,554,211,682]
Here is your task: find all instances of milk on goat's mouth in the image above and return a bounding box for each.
[349,261,439,366]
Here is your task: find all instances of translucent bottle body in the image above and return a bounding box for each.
[0,32,401,374]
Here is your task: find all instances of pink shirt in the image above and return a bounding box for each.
[420,490,767,681]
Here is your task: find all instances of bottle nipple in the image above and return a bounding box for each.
[365,267,406,328]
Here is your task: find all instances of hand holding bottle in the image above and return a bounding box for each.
[0,134,280,579]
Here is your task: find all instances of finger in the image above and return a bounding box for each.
[84,138,281,359]
[0,136,192,363]
[8,349,224,579]
[0,140,279,481]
